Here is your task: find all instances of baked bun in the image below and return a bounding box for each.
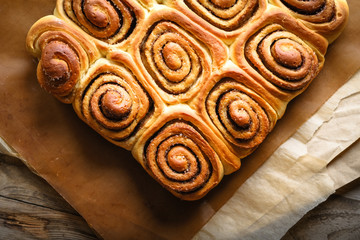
[26,0,349,200]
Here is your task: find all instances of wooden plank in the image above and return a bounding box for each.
[0,154,98,239]
[0,154,76,214]
[1,153,360,239]
[0,196,98,240]
[283,179,360,240]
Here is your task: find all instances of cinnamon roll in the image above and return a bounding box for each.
[132,106,241,200]
[56,0,145,47]
[207,79,277,150]
[26,16,100,103]
[73,55,155,150]
[170,0,267,43]
[231,7,328,116]
[132,7,227,104]
[192,64,278,158]
[26,0,349,200]
[269,0,349,43]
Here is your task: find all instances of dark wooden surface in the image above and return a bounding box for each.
[0,154,98,239]
[0,153,359,240]
[283,178,360,240]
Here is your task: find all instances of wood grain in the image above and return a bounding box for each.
[282,194,360,240]
[1,153,359,239]
[283,179,360,240]
[0,154,98,239]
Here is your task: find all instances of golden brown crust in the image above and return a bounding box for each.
[269,0,349,43]
[193,63,278,159]
[231,6,328,117]
[26,16,100,103]
[26,0,349,200]
[132,105,233,200]
[137,0,155,9]
[55,0,146,51]
[130,6,228,105]
[169,0,268,44]
[73,53,163,150]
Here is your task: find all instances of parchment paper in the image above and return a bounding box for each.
[0,0,359,239]
[195,70,360,239]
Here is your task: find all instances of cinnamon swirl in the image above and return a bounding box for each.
[132,7,227,104]
[73,54,157,150]
[56,0,145,47]
[193,63,278,158]
[26,0,349,200]
[269,0,349,43]
[231,7,328,116]
[132,106,241,200]
[26,16,100,103]
[170,0,267,43]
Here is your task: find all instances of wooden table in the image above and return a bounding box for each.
[0,153,359,239]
